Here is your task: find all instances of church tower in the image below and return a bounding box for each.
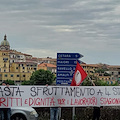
[0,35,10,50]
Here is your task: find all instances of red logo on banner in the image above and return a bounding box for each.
[70,61,87,86]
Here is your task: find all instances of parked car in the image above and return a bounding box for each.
[11,107,38,120]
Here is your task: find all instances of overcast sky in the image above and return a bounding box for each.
[0,0,120,65]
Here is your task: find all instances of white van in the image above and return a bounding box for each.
[11,107,38,120]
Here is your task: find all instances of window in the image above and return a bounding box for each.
[17,55,20,58]
[99,74,102,76]
[23,75,25,77]
[17,75,19,77]
[3,58,8,62]
[5,74,7,77]
[90,71,93,73]
[11,74,13,77]
[23,67,25,69]
[4,64,6,67]
[16,67,18,69]
[2,53,6,55]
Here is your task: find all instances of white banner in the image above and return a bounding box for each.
[0,86,120,107]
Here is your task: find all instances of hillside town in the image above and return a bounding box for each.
[0,35,120,85]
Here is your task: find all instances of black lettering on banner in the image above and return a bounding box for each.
[65,87,70,96]
[113,87,117,95]
[0,87,4,97]
[79,88,85,96]
[76,87,80,97]
[53,87,59,95]
[112,87,120,95]
[86,88,90,95]
[30,87,37,97]
[58,87,96,97]
[105,88,111,96]
[36,87,42,96]
[43,87,59,96]
[89,88,95,95]
[15,87,24,96]
[60,87,65,95]
[70,87,76,97]
[48,87,54,95]
[43,87,48,96]
[10,87,16,96]
[97,89,103,96]
[4,87,11,96]
[70,87,95,97]
[9,87,24,96]
[0,87,24,97]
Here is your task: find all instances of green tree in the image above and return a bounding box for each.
[30,69,55,85]
[82,75,119,86]
[21,80,31,85]
[5,80,15,85]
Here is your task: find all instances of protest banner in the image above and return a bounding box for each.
[0,86,120,108]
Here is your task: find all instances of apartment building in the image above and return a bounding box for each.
[0,35,37,84]
[81,63,119,84]
[38,62,56,75]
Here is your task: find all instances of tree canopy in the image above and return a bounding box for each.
[29,69,55,85]
[82,75,119,86]
[5,80,15,85]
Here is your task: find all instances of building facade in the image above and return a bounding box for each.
[0,35,37,84]
[38,62,56,75]
[81,63,120,84]
[0,35,56,84]
[0,35,119,85]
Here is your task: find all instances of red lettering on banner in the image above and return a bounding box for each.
[57,98,65,105]
[0,97,8,107]
[70,97,97,106]
[9,98,22,106]
[29,97,55,106]
[0,97,22,107]
[100,97,120,105]
[25,99,27,104]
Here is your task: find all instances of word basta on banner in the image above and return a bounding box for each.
[0,86,120,108]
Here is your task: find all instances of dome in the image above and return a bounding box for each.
[1,35,10,46]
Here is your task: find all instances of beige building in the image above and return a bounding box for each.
[0,35,37,84]
[38,62,56,75]
[37,57,56,65]
[0,35,56,84]
[81,64,99,75]
[0,50,10,72]
[81,63,119,84]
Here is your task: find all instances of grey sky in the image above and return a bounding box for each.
[0,0,120,65]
